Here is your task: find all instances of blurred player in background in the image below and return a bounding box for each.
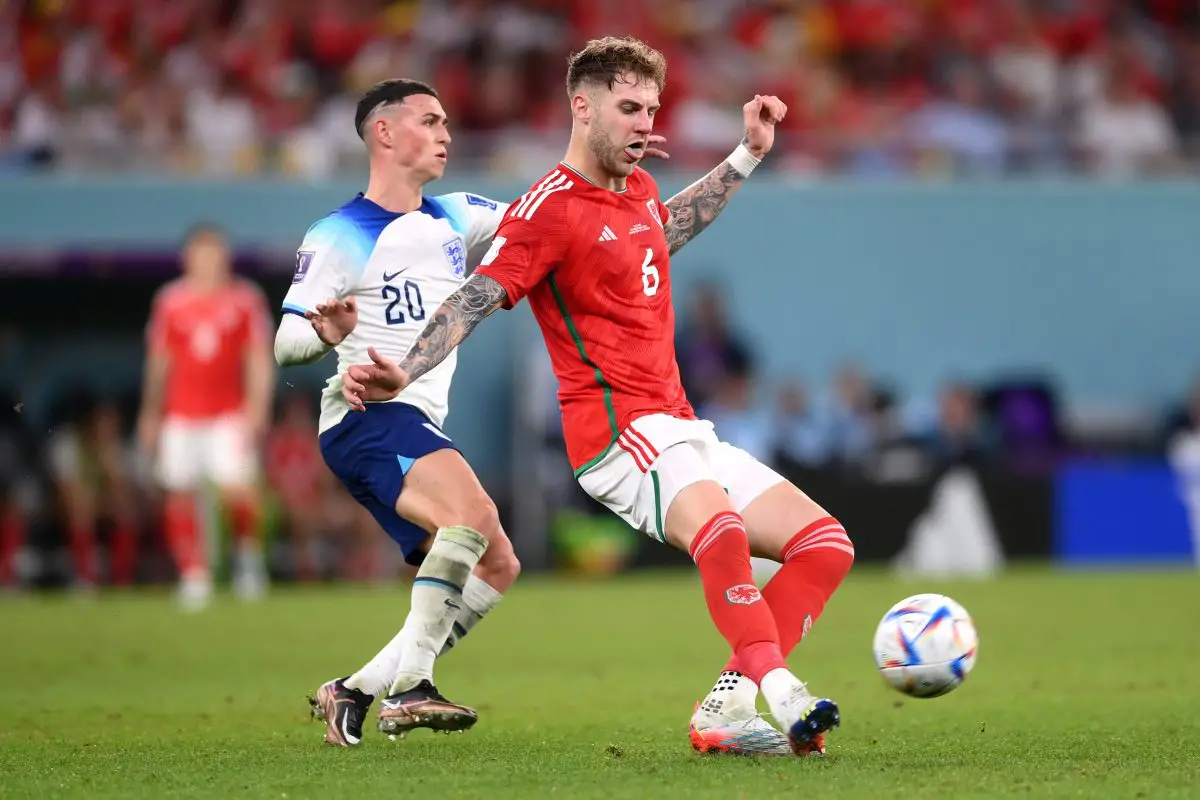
[264,392,327,582]
[343,37,855,757]
[47,394,142,589]
[138,225,275,611]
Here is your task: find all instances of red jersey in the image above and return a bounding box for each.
[477,164,693,473]
[146,278,271,420]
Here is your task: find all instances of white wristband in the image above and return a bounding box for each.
[727,143,761,177]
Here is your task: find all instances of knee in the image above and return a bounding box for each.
[786,516,854,575]
[474,524,521,590]
[483,542,521,586]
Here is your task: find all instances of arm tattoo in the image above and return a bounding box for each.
[396,273,508,383]
[663,160,746,255]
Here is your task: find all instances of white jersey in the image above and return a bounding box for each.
[283,192,508,433]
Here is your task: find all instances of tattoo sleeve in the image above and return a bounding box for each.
[396,273,508,383]
[663,159,747,255]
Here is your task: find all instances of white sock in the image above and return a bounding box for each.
[345,629,406,698]
[698,671,758,718]
[760,667,805,719]
[344,527,489,698]
[439,574,503,656]
[389,527,489,694]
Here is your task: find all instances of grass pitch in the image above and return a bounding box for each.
[2,566,1198,799]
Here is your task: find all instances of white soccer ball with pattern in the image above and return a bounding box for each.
[873,593,978,698]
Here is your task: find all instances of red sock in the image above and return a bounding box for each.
[725,517,854,674]
[165,495,204,577]
[109,522,138,586]
[230,497,259,547]
[690,511,787,685]
[68,522,97,584]
[0,512,25,585]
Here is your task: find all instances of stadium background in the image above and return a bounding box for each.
[1,0,1198,588]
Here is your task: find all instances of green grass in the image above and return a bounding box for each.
[2,566,1199,799]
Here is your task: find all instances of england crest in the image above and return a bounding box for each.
[443,238,466,277]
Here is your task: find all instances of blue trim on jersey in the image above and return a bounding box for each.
[342,194,405,245]
[397,454,415,474]
[282,302,308,317]
[426,195,467,239]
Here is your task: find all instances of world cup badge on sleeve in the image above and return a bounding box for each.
[443,239,466,277]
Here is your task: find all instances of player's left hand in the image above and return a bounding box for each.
[307,297,357,347]
[341,347,408,410]
[742,95,788,159]
[640,134,670,162]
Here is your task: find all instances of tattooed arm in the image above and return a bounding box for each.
[399,273,508,383]
[664,95,789,255]
[662,155,748,256]
[340,273,508,406]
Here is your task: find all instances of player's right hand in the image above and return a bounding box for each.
[341,347,408,410]
[307,297,358,346]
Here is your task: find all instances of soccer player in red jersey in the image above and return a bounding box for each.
[138,225,275,611]
[342,37,854,756]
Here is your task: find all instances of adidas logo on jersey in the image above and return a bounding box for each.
[629,223,652,235]
[598,225,618,242]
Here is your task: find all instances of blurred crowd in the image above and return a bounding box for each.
[3,0,1200,179]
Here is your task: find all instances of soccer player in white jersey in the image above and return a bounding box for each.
[273,79,519,746]
[275,78,670,746]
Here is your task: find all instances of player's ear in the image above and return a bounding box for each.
[571,92,591,124]
[377,118,393,148]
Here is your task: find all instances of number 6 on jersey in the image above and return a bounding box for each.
[641,247,659,296]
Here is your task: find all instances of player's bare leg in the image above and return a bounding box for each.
[311,449,518,743]
[693,481,853,755]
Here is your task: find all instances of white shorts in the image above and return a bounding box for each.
[157,414,258,492]
[576,414,785,542]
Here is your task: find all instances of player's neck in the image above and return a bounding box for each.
[561,142,627,193]
[185,276,225,294]
[363,165,425,214]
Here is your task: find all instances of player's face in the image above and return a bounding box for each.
[380,94,451,182]
[586,74,660,178]
[183,232,231,289]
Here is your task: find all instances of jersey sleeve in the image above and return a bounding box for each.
[474,194,571,309]
[436,192,511,271]
[281,214,371,317]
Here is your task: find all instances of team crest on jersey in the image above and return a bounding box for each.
[293,251,315,284]
[646,199,663,227]
[443,238,466,277]
[725,584,763,605]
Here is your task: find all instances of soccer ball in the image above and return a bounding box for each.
[872,593,978,698]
